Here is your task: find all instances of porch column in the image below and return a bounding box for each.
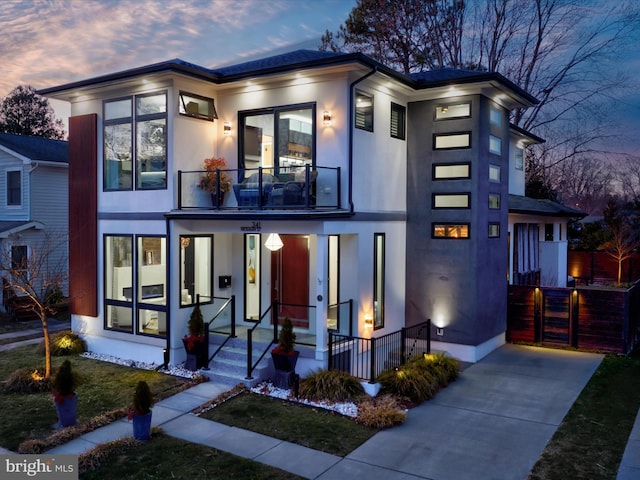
[314,234,328,361]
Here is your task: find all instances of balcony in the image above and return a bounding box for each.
[178,165,342,211]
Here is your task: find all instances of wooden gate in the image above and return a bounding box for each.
[541,290,572,346]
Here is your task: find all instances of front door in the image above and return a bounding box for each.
[271,235,309,327]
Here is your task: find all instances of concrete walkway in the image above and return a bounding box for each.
[3,340,638,479]
[617,409,640,480]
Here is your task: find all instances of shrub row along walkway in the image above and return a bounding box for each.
[2,343,612,479]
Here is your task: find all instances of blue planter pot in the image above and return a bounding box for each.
[55,393,77,428]
[132,411,152,440]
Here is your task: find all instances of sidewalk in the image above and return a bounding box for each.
[0,318,71,352]
[2,340,637,478]
[41,344,603,479]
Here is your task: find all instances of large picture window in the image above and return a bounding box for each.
[104,234,167,337]
[104,91,167,191]
[179,235,213,307]
[373,233,385,330]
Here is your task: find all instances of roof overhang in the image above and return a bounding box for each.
[508,194,586,218]
[0,221,45,239]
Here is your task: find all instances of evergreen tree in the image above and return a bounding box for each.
[0,85,65,139]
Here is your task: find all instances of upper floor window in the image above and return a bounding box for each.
[390,102,405,140]
[435,102,471,120]
[433,193,470,209]
[434,132,471,150]
[6,170,21,206]
[355,91,373,132]
[490,108,502,127]
[489,135,502,155]
[433,162,471,180]
[103,91,167,191]
[178,91,217,121]
[489,164,501,182]
[515,147,524,171]
[432,223,470,239]
[239,104,314,180]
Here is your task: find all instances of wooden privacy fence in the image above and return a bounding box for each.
[507,281,640,354]
[568,251,640,285]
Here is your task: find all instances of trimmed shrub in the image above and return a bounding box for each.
[37,330,87,356]
[299,369,365,402]
[377,363,438,404]
[3,366,50,394]
[427,352,461,383]
[356,394,406,428]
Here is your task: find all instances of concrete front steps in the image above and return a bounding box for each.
[201,333,274,388]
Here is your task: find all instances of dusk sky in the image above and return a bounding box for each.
[1,0,638,155]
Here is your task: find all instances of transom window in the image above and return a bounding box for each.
[435,102,471,120]
[434,132,471,150]
[433,193,470,209]
[103,91,167,191]
[178,91,217,121]
[432,223,470,239]
[433,163,471,180]
[355,91,373,132]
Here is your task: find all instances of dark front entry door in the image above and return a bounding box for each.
[271,235,309,327]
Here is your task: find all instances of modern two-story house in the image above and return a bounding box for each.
[0,133,69,313]
[39,49,582,375]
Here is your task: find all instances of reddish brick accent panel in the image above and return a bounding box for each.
[507,286,537,343]
[68,114,98,316]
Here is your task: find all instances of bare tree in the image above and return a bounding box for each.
[616,155,640,204]
[600,197,639,284]
[552,155,614,215]
[1,232,68,379]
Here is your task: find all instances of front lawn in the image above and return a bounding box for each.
[0,344,190,451]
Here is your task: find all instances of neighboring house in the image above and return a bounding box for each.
[39,49,583,372]
[0,133,69,308]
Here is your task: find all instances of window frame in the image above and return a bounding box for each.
[434,102,471,120]
[432,223,471,239]
[178,91,218,121]
[6,169,21,206]
[355,90,374,132]
[373,233,385,330]
[489,135,502,155]
[390,102,406,140]
[490,107,502,127]
[432,193,471,209]
[489,223,501,238]
[489,164,501,182]
[179,235,214,308]
[488,193,501,209]
[432,162,471,180]
[433,132,471,150]
[103,91,167,192]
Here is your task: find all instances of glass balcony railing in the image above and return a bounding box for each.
[178,165,341,210]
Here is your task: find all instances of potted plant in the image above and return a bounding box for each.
[182,301,208,371]
[128,380,153,441]
[271,317,299,388]
[51,360,79,428]
[198,156,232,206]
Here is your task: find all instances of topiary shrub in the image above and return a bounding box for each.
[356,394,406,428]
[3,366,50,394]
[37,330,86,356]
[298,369,365,402]
[187,302,205,337]
[132,380,153,415]
[52,360,81,399]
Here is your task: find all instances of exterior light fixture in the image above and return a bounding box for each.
[223,121,231,135]
[436,327,444,336]
[264,233,283,251]
[364,313,373,328]
[323,111,332,126]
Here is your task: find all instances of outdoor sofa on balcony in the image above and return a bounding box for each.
[233,170,317,207]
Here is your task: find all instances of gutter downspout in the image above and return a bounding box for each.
[348,67,377,212]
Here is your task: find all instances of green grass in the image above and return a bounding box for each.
[80,432,304,480]
[0,344,188,451]
[199,392,378,456]
[528,350,640,479]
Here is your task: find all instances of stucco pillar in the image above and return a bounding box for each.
[314,234,328,361]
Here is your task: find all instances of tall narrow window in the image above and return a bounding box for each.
[137,236,167,335]
[328,235,341,332]
[515,147,524,171]
[11,245,27,271]
[179,235,213,307]
[6,170,21,206]
[245,234,261,321]
[104,235,133,333]
[355,91,373,132]
[390,102,405,139]
[490,108,502,126]
[373,233,385,330]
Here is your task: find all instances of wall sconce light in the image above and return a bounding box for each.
[436,327,445,336]
[364,313,373,328]
[264,233,283,251]
[323,111,332,126]
[223,121,231,135]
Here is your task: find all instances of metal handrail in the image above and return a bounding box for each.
[245,301,278,380]
[204,295,235,366]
